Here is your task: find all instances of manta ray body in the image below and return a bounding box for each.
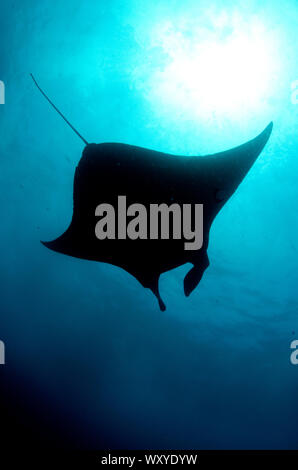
[32,75,273,310]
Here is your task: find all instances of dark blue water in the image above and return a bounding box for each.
[0,0,298,449]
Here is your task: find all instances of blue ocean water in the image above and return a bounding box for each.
[0,0,298,449]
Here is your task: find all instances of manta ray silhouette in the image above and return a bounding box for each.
[31,75,273,311]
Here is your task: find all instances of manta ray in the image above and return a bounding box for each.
[31,75,273,310]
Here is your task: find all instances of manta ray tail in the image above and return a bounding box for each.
[30,73,89,145]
